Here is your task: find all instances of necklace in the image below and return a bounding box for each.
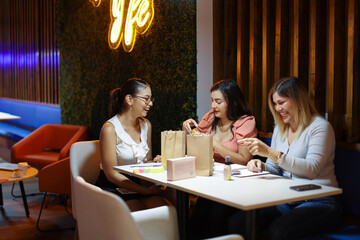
[217,121,233,133]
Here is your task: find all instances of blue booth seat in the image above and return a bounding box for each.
[0,98,61,141]
[335,149,360,218]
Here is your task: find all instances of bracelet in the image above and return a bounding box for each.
[276,152,283,164]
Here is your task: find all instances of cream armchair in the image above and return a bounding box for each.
[74,176,179,240]
[69,140,101,220]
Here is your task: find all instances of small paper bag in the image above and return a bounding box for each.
[187,133,214,176]
[161,130,186,170]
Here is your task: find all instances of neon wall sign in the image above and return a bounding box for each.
[89,0,154,52]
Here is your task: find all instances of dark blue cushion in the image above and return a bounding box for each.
[259,136,272,147]
[300,224,360,240]
[335,149,360,217]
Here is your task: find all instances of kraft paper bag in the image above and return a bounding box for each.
[187,133,214,176]
[161,130,186,170]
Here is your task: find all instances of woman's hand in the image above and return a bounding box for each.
[153,155,161,163]
[182,118,198,134]
[247,159,264,172]
[237,138,270,157]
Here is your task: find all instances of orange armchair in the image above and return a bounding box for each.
[37,157,72,231]
[38,157,71,195]
[11,124,89,169]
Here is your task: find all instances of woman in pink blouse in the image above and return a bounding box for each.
[183,79,257,164]
[184,79,258,239]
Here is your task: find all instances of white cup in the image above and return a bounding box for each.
[12,169,20,178]
[18,162,28,178]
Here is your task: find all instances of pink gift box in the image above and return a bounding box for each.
[167,156,196,181]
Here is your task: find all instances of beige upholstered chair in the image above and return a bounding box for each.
[69,140,101,220]
[74,176,179,240]
[69,140,100,184]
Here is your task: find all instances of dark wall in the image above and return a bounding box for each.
[214,0,360,144]
[56,0,197,155]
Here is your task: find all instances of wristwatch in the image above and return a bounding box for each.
[276,152,283,164]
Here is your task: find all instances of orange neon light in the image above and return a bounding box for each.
[89,0,101,7]
[90,0,154,52]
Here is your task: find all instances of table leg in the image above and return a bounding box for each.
[0,184,3,206]
[245,210,256,240]
[19,181,29,217]
[177,190,189,240]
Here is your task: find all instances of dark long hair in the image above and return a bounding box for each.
[211,79,252,131]
[109,78,150,118]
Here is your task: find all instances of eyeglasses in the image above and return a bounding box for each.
[135,95,155,104]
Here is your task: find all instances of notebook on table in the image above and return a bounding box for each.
[0,163,19,171]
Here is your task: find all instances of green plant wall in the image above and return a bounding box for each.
[56,0,197,155]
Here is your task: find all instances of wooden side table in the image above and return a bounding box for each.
[0,167,38,217]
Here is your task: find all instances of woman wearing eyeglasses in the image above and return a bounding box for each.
[95,78,167,211]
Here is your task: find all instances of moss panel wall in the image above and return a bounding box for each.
[56,0,197,155]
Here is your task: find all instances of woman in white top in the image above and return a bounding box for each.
[95,78,167,211]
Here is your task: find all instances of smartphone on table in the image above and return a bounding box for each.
[290,184,322,191]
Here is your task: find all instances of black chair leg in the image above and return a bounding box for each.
[36,192,47,231]
[11,182,16,197]
[0,184,3,206]
[36,193,75,232]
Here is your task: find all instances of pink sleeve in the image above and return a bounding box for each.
[234,116,258,141]
[196,109,215,134]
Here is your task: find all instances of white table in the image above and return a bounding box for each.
[114,163,342,240]
[0,112,21,120]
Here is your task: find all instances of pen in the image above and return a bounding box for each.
[130,164,162,168]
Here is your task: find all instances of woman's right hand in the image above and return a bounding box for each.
[247,159,264,172]
[182,118,198,134]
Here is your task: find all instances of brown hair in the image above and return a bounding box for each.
[268,77,318,140]
[109,78,150,118]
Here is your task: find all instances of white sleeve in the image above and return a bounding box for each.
[264,127,283,175]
